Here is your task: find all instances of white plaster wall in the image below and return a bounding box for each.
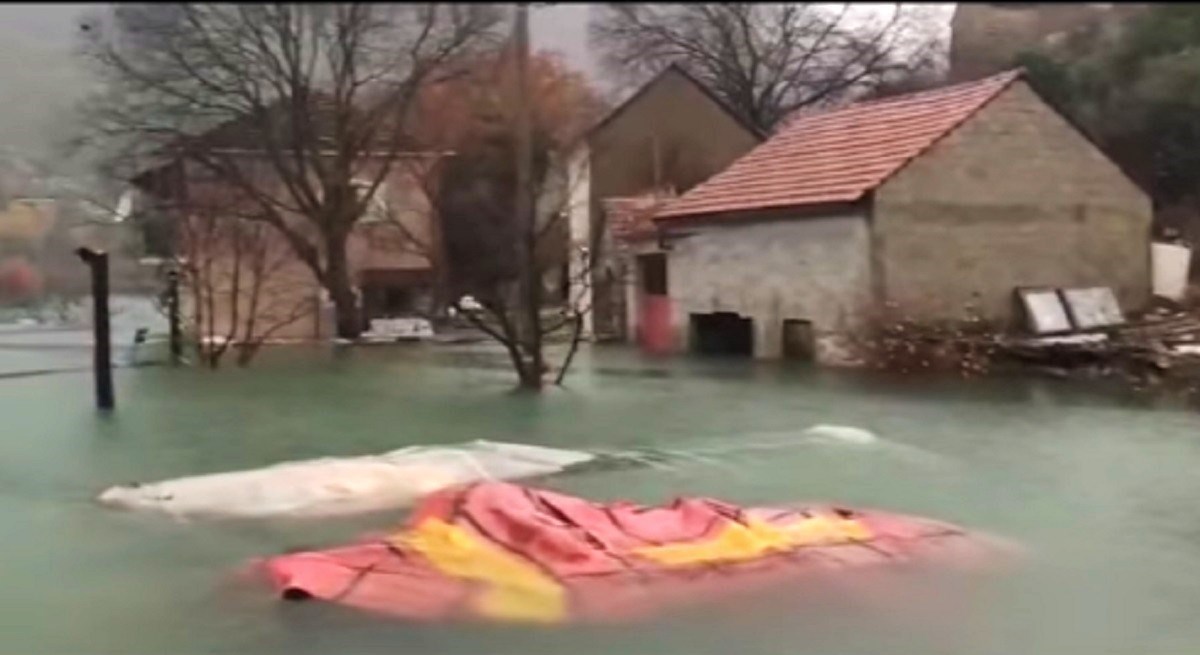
[667,212,872,359]
[565,144,593,337]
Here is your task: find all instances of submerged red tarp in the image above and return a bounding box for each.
[262,482,1013,624]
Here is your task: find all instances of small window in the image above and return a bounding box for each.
[352,178,390,223]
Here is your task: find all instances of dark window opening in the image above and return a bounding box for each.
[690,312,753,356]
[782,319,816,361]
[362,282,429,323]
[383,287,414,315]
[638,253,667,296]
[137,208,176,259]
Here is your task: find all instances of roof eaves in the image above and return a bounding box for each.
[584,62,766,143]
[655,196,868,226]
[652,69,1026,223]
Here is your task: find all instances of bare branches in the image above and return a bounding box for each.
[173,200,316,368]
[77,3,503,339]
[590,3,942,132]
[396,44,604,388]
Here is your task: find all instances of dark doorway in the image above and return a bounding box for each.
[638,253,667,296]
[782,319,816,361]
[359,269,433,326]
[691,312,753,356]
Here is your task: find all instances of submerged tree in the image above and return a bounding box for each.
[406,21,606,389]
[75,3,502,339]
[590,3,942,134]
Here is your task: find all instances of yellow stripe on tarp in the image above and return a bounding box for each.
[634,514,871,567]
[393,518,567,623]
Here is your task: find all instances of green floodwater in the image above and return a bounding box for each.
[3,342,1200,655]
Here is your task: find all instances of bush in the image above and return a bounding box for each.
[853,299,1001,378]
[0,257,44,304]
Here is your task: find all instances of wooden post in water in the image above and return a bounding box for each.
[76,247,114,410]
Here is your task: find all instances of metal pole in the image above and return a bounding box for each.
[76,248,114,410]
[167,269,182,364]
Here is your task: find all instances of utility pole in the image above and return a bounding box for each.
[76,247,114,410]
[513,1,544,387]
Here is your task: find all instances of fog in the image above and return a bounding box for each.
[0,3,601,163]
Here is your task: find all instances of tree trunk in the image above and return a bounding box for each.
[515,353,544,390]
[324,232,361,340]
[512,3,543,392]
[235,343,261,367]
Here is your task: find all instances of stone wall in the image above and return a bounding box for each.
[873,80,1152,326]
[666,212,872,360]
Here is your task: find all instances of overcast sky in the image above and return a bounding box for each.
[0,3,602,161]
[0,3,952,163]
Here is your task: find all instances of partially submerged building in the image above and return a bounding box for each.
[624,69,1151,362]
[568,64,763,340]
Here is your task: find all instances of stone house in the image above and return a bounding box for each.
[626,69,1151,362]
[567,64,762,340]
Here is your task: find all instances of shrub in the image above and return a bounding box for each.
[0,257,44,304]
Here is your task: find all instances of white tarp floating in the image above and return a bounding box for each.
[96,440,594,520]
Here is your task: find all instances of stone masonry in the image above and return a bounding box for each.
[873,80,1151,326]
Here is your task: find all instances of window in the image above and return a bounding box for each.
[638,253,668,296]
[351,178,390,224]
[383,286,414,314]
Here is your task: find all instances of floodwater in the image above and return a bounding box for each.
[3,340,1200,655]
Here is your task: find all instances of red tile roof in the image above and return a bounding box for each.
[607,193,673,243]
[655,69,1023,222]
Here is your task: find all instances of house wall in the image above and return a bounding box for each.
[180,224,328,344]
[566,146,593,336]
[585,68,761,340]
[176,156,435,342]
[873,80,1152,326]
[666,212,872,360]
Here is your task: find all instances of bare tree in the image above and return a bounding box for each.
[590,3,942,133]
[400,31,606,390]
[175,208,315,368]
[75,3,502,339]
[428,131,587,390]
